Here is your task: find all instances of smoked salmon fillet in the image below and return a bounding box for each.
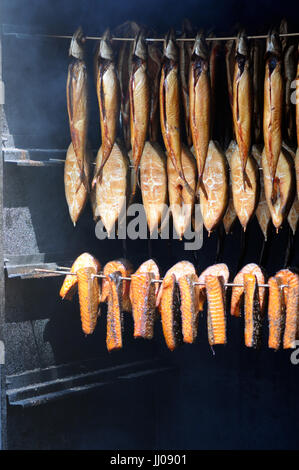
[197,264,229,312]
[106,271,123,351]
[77,266,100,335]
[59,253,101,301]
[268,276,285,350]
[243,273,263,348]
[101,259,133,313]
[205,275,227,346]
[130,259,160,339]
[231,263,266,317]
[275,269,299,349]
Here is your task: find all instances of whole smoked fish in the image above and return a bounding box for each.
[205,275,227,346]
[101,259,133,313]
[64,142,91,226]
[140,141,167,234]
[231,146,259,231]
[275,269,299,349]
[106,271,123,351]
[66,27,89,191]
[148,43,162,142]
[262,148,295,232]
[199,141,228,234]
[77,266,100,335]
[130,259,160,339]
[263,30,283,203]
[268,276,285,350]
[231,263,266,318]
[189,33,211,192]
[93,142,129,236]
[243,273,263,348]
[167,145,196,239]
[232,31,252,189]
[197,263,229,312]
[129,30,150,195]
[93,29,120,185]
[60,253,101,301]
[252,145,271,240]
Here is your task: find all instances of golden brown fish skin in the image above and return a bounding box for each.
[231,263,266,318]
[199,141,228,234]
[232,31,252,189]
[64,142,91,226]
[252,145,271,240]
[268,276,285,350]
[262,147,295,232]
[140,141,167,234]
[275,269,299,349]
[93,142,129,236]
[205,275,227,346]
[66,28,89,191]
[189,33,211,192]
[225,39,235,113]
[263,30,283,203]
[250,40,263,144]
[179,20,193,147]
[101,259,133,313]
[157,261,196,307]
[148,43,162,143]
[59,253,101,301]
[160,31,184,181]
[129,31,150,195]
[231,146,259,231]
[93,30,120,186]
[197,264,229,312]
[177,273,199,344]
[243,273,263,349]
[167,145,196,239]
[106,271,123,352]
[77,267,100,335]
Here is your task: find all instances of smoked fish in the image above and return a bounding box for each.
[197,263,229,312]
[60,253,101,301]
[263,30,283,203]
[205,275,227,346]
[93,142,129,237]
[225,39,235,113]
[231,263,266,317]
[262,147,295,232]
[284,44,296,143]
[167,144,196,239]
[251,39,263,144]
[209,37,221,135]
[130,259,160,339]
[179,19,193,146]
[66,27,89,191]
[243,273,263,348]
[223,140,237,234]
[148,43,162,142]
[275,269,299,349]
[268,276,285,350]
[199,141,228,235]
[64,142,91,226]
[252,145,271,240]
[189,32,211,192]
[129,30,150,195]
[101,259,133,313]
[106,271,123,351]
[140,141,167,234]
[232,31,252,189]
[93,29,120,185]
[177,273,199,344]
[231,146,259,231]
[77,266,100,335]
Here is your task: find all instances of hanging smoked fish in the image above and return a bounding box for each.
[275,269,299,349]
[205,275,227,346]
[209,36,221,136]
[93,142,130,237]
[64,142,91,226]
[93,29,120,185]
[77,266,100,335]
[262,147,295,232]
[167,145,197,240]
[268,276,285,350]
[189,32,211,194]
[232,31,252,190]
[130,259,160,339]
[225,39,235,113]
[101,259,133,313]
[160,30,185,182]
[223,141,237,234]
[60,253,101,301]
[252,145,271,240]
[243,273,263,348]
[283,145,299,235]
[231,263,266,318]
[250,39,263,144]
[66,27,89,191]
[140,141,167,234]
[157,261,197,350]
[177,273,199,344]
[179,19,193,147]
[284,44,296,143]
[148,43,162,142]
[129,30,150,196]
[230,146,259,231]
[197,263,229,312]
[263,29,283,203]
[199,141,228,235]
[106,271,124,351]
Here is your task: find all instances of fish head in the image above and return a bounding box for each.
[133,29,147,61]
[265,29,282,59]
[235,30,249,58]
[163,29,178,62]
[192,31,209,60]
[69,26,85,60]
[99,28,114,61]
